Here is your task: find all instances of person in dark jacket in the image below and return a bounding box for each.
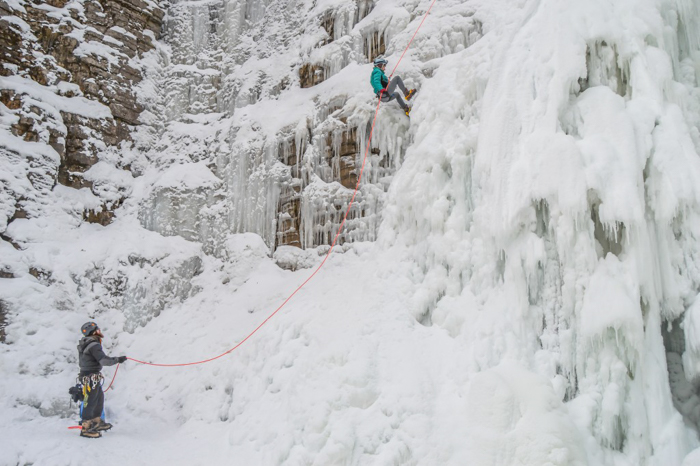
[370,56,416,116]
[77,322,127,438]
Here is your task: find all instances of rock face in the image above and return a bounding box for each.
[0,0,164,226]
[274,111,405,250]
[298,0,375,88]
[329,125,361,190]
[299,63,325,89]
[276,139,303,248]
[364,30,385,62]
[275,122,364,250]
[273,1,405,250]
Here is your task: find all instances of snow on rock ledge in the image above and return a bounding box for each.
[273,245,319,271]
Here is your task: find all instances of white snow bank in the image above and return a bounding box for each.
[225,232,270,262]
[465,361,587,465]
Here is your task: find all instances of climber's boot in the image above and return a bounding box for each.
[80,418,102,438]
[94,419,113,432]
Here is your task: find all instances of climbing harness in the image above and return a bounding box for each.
[120,0,438,372]
[79,373,104,407]
[81,373,104,391]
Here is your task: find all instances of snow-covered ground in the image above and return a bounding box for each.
[2,0,700,464]
[0,237,473,464]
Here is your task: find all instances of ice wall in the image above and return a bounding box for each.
[134,0,700,461]
[380,0,700,463]
[136,0,420,254]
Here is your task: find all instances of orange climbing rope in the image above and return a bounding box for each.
[389,0,436,79]
[104,362,119,392]
[119,0,438,370]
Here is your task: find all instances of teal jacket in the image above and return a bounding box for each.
[370,67,389,95]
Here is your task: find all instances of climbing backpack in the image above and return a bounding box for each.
[68,384,83,403]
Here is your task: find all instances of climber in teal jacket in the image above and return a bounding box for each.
[370,56,416,116]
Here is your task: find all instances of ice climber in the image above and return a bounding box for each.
[75,322,127,438]
[370,56,416,116]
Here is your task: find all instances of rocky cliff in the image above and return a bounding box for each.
[0,0,163,229]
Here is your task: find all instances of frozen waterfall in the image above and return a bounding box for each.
[1,0,700,464]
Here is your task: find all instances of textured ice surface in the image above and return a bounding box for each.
[2,0,700,465]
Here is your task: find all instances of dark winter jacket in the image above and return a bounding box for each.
[371,67,389,95]
[78,336,119,375]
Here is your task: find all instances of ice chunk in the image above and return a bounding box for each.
[683,295,700,381]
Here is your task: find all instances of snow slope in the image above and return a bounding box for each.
[2,0,700,465]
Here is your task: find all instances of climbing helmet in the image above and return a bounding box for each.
[81,322,99,336]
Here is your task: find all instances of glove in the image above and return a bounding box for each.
[117,356,127,363]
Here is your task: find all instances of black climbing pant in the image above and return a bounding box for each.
[80,373,104,421]
[380,76,409,110]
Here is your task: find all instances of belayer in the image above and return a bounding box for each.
[74,322,127,438]
[370,56,416,116]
